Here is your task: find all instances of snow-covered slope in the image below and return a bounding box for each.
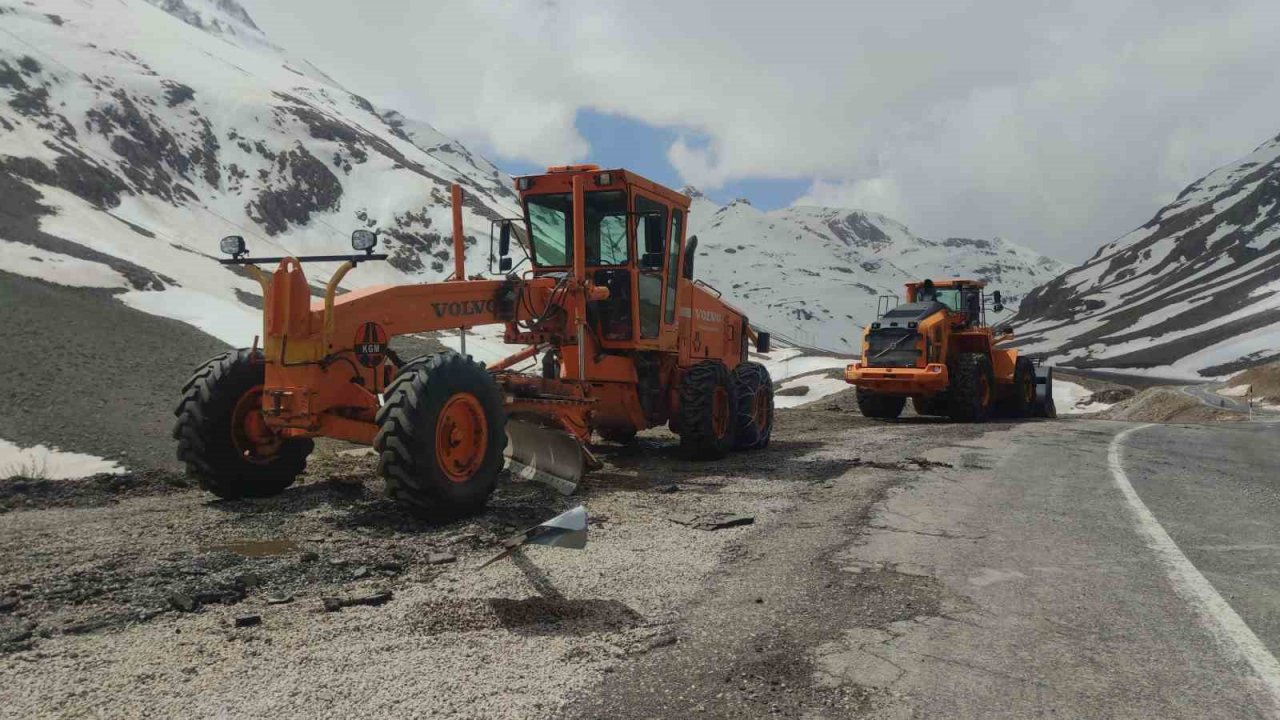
[1012,133,1280,379]
[0,0,520,345]
[684,189,1065,352]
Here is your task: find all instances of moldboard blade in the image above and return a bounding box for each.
[504,421,585,495]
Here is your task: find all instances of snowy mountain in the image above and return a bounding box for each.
[1011,132,1280,379]
[0,0,520,346]
[683,189,1065,352]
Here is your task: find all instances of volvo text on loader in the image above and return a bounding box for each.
[843,279,1054,422]
[173,166,774,516]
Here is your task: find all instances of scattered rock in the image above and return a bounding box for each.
[655,483,680,494]
[0,596,18,613]
[322,590,394,613]
[233,614,261,628]
[299,551,319,563]
[167,592,197,613]
[3,621,36,645]
[669,513,755,531]
[265,594,293,605]
[426,552,457,565]
[352,566,370,579]
[234,572,261,588]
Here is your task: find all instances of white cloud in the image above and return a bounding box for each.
[242,0,1280,261]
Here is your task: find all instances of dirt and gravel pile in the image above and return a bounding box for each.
[0,406,976,718]
[1227,360,1280,403]
[1094,387,1243,423]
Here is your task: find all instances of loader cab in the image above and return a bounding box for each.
[909,280,986,328]
[513,166,689,349]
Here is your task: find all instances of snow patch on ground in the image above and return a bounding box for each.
[0,240,130,288]
[0,439,126,480]
[774,373,850,409]
[1054,380,1115,415]
[121,288,262,347]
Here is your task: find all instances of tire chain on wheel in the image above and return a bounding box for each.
[678,360,737,459]
[373,351,506,517]
[173,348,312,500]
[948,352,994,422]
[731,361,774,450]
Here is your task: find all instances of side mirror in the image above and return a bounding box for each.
[498,222,511,257]
[993,302,1004,313]
[683,235,698,280]
[499,257,513,273]
[641,251,664,270]
[351,229,377,253]
[220,235,246,258]
[992,290,1002,304]
[756,331,771,354]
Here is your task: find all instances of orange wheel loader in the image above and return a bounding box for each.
[843,279,1055,422]
[173,166,774,516]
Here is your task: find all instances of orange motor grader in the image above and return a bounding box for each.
[843,279,1055,422]
[174,166,775,515]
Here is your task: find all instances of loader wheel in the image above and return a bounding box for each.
[173,349,312,500]
[856,389,906,420]
[678,361,738,460]
[911,395,946,417]
[949,353,995,422]
[598,427,638,445]
[1000,357,1036,418]
[374,352,506,517]
[731,362,774,450]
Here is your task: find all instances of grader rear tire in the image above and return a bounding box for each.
[678,361,738,460]
[856,389,906,420]
[731,362,774,450]
[948,353,995,422]
[173,349,312,500]
[374,352,506,517]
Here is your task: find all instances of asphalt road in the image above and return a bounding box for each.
[576,418,1280,718]
[1179,383,1263,415]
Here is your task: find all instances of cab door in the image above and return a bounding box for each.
[633,192,668,346]
[657,208,684,351]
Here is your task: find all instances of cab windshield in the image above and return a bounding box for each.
[524,191,629,267]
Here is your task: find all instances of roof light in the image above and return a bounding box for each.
[596,172,613,186]
[516,177,533,191]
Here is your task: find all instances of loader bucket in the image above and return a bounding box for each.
[504,420,586,495]
[1033,365,1057,418]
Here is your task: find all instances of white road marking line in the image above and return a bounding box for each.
[1110,424,1280,716]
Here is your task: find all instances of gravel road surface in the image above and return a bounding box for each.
[4,378,1277,718]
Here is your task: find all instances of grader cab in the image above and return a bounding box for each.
[843,279,1054,422]
[174,166,775,516]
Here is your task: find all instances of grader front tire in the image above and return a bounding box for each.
[173,349,312,500]
[374,352,507,517]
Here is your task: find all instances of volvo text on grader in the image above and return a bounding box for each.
[173,166,775,515]
[844,279,1055,422]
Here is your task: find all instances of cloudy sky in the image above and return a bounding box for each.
[243,0,1280,262]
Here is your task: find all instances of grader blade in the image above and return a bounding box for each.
[504,420,586,495]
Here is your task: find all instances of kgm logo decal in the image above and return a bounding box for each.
[354,322,389,368]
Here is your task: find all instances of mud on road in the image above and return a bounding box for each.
[0,397,990,719]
